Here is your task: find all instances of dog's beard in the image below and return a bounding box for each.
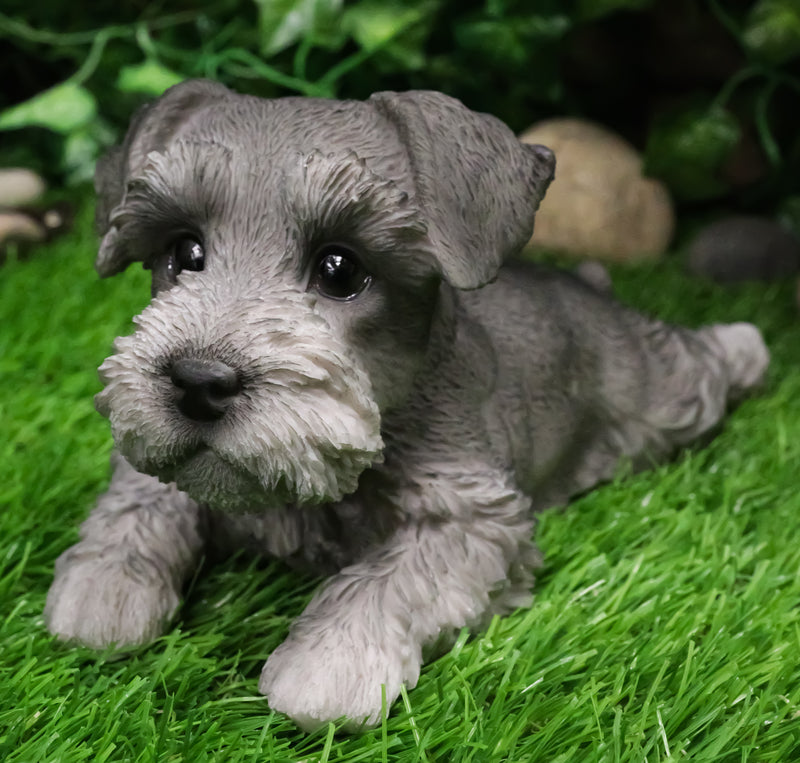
[95,285,384,512]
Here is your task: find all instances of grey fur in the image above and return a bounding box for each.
[46,81,769,731]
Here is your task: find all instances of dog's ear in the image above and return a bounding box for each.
[95,79,231,277]
[370,90,555,290]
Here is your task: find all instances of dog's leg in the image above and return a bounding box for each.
[45,453,204,648]
[259,472,534,731]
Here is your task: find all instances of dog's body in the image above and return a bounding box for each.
[45,81,768,731]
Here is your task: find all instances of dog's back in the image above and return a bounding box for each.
[457,262,768,509]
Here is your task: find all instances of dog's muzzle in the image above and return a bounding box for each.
[169,358,242,422]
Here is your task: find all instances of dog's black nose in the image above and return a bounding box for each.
[169,358,241,422]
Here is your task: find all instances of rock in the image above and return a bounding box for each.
[520,118,675,262]
[34,201,74,238]
[0,211,47,261]
[687,216,800,283]
[0,168,47,208]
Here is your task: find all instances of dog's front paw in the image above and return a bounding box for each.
[259,625,421,732]
[45,543,180,649]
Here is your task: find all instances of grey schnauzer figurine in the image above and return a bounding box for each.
[45,80,769,731]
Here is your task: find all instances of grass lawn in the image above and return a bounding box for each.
[1,195,799,762]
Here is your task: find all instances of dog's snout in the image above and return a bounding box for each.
[169,358,242,422]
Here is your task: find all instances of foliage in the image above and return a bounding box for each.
[0,0,798,207]
[644,103,743,202]
[639,0,800,204]
[743,0,800,65]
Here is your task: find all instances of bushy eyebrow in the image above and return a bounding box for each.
[98,142,437,280]
[97,140,239,271]
[286,150,428,256]
[115,140,236,227]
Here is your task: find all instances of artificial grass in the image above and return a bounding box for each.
[1,195,799,763]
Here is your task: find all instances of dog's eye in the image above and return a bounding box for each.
[172,236,205,274]
[310,245,371,301]
[150,236,205,294]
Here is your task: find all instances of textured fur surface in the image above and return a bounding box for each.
[45,80,769,731]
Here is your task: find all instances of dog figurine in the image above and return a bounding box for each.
[45,80,769,731]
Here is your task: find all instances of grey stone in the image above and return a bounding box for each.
[0,211,46,256]
[688,215,800,282]
[0,168,46,207]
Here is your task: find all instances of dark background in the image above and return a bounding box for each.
[1,0,799,229]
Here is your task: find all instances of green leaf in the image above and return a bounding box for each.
[61,120,118,186]
[456,20,527,67]
[339,0,432,73]
[61,131,102,186]
[455,14,570,69]
[116,60,185,97]
[254,0,344,57]
[0,82,97,135]
[644,104,741,202]
[743,0,800,65]
[343,1,424,51]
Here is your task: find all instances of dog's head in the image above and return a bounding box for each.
[93,80,555,512]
